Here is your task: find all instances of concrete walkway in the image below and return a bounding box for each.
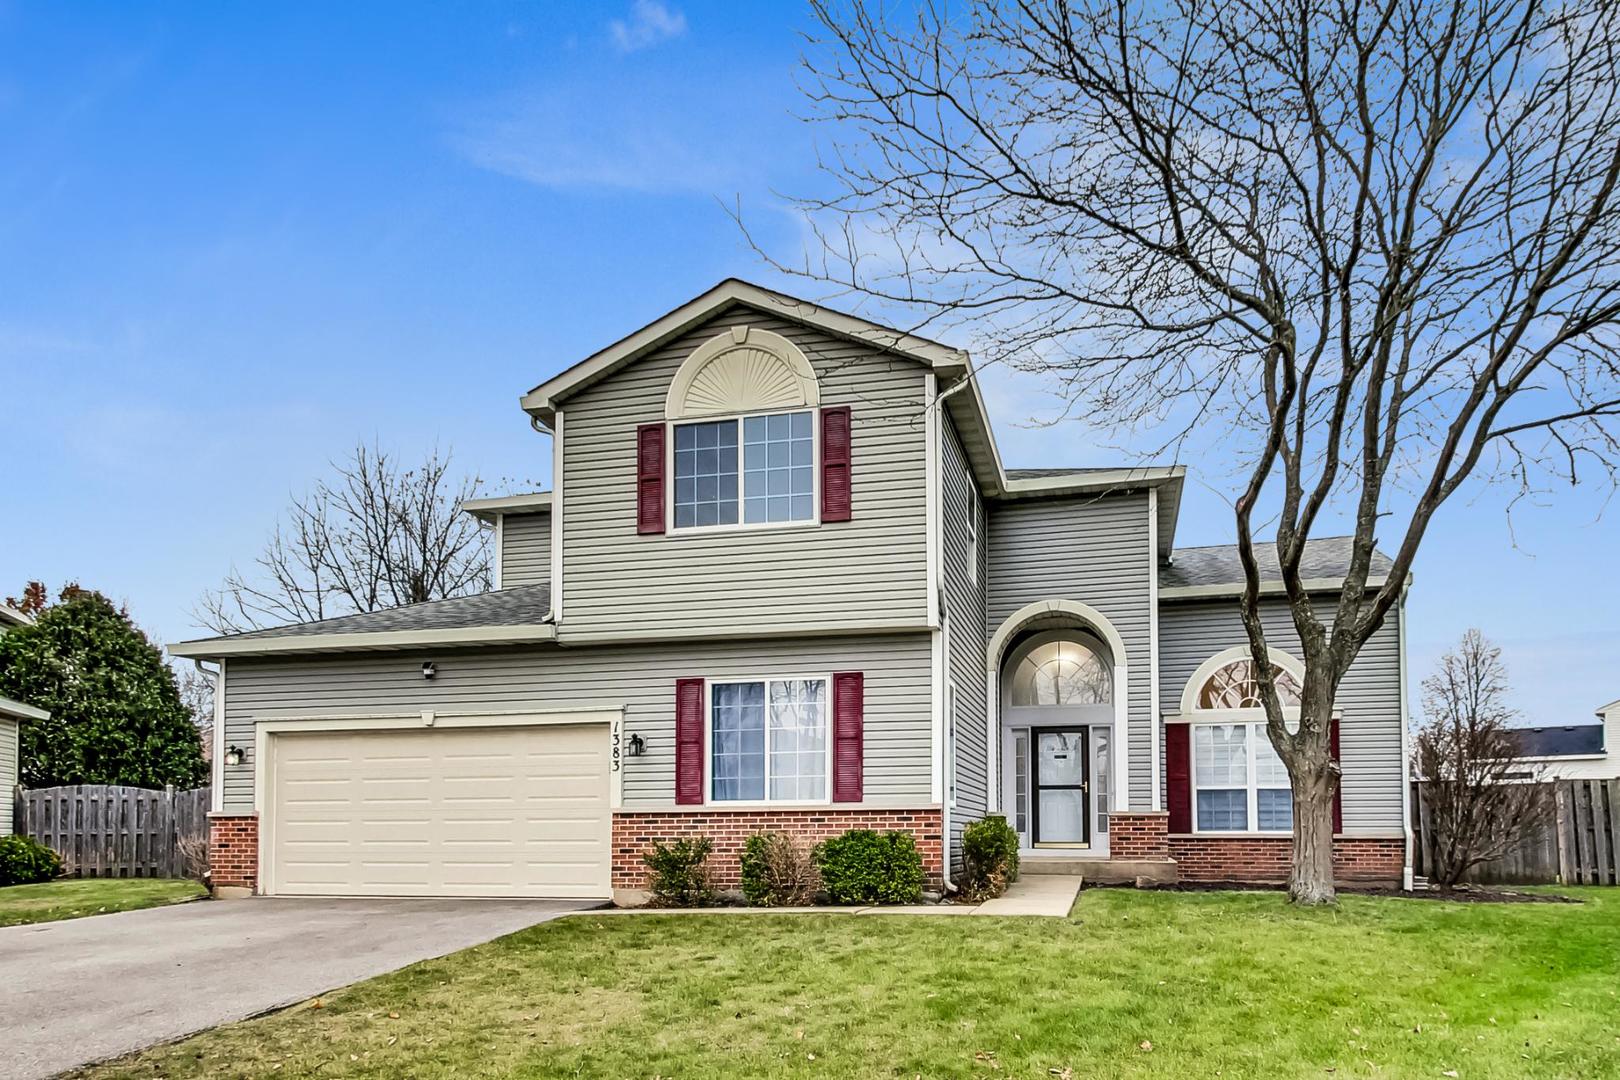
[0,896,595,1080]
[593,874,1082,918]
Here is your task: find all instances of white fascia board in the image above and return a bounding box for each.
[461,492,553,522]
[168,624,557,659]
[996,467,1187,500]
[0,695,49,721]
[521,279,968,422]
[0,603,32,628]
[1159,576,1390,601]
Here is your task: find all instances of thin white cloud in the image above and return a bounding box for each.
[608,0,687,53]
[449,92,744,194]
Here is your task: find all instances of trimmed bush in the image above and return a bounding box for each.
[739,832,819,906]
[960,814,1021,901]
[0,835,62,887]
[814,829,925,905]
[641,837,717,907]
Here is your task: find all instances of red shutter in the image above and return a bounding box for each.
[1330,715,1343,834]
[832,671,864,802]
[821,406,852,522]
[1165,722,1191,833]
[675,677,705,805]
[636,423,665,535]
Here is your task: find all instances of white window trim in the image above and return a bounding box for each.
[665,406,823,536]
[1190,716,1296,836]
[702,673,835,808]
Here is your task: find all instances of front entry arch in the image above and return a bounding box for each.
[987,601,1131,858]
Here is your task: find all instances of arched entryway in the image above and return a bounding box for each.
[988,600,1129,859]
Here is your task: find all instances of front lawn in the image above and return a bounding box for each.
[79,888,1618,1079]
[0,877,207,927]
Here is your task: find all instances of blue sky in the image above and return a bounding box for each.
[0,1,1614,725]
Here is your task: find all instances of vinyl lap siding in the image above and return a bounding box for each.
[986,492,1156,809]
[499,511,550,588]
[559,307,930,639]
[219,633,933,813]
[941,418,989,857]
[0,718,16,834]
[1157,598,1405,834]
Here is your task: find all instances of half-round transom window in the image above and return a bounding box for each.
[1196,660,1303,709]
[1010,640,1112,707]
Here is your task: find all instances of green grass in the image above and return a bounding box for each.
[0,877,207,927]
[79,888,1620,1079]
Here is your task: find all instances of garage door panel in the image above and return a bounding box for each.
[269,723,610,899]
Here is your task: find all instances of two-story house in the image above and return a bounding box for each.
[171,280,1414,902]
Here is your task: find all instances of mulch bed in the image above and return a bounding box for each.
[1084,880,1582,904]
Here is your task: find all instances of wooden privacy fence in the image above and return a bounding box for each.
[13,785,211,878]
[1412,778,1619,886]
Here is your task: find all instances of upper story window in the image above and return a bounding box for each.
[1009,638,1112,707]
[1197,659,1303,709]
[967,487,981,583]
[672,411,816,528]
[664,326,823,533]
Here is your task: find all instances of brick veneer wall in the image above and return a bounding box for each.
[209,814,259,892]
[1107,812,1172,860]
[1168,835,1404,885]
[611,808,944,890]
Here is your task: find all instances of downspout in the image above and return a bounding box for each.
[1397,577,1415,891]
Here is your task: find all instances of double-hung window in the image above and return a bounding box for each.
[1193,722,1293,832]
[710,677,829,803]
[672,410,814,530]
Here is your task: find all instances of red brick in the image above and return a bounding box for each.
[611,808,945,889]
[208,815,259,892]
[1167,835,1403,886]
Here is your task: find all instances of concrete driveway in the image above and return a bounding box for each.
[0,896,596,1080]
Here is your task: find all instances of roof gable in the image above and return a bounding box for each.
[520,279,968,426]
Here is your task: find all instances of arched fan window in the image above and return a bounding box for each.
[1010,639,1112,707]
[1196,659,1303,710]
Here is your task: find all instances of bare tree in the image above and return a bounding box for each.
[1414,630,1553,890]
[197,442,492,634]
[175,663,215,761]
[768,0,1620,902]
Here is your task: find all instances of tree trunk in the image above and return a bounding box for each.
[1288,751,1338,905]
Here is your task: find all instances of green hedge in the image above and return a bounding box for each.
[814,829,924,905]
[0,835,62,887]
[641,837,717,907]
[960,815,1020,900]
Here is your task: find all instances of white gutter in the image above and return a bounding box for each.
[169,623,557,659]
[1161,576,1390,601]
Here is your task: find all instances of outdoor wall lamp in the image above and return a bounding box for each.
[627,733,646,757]
[421,661,437,680]
[224,745,245,767]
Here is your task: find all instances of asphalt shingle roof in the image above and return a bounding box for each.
[1161,536,1395,590]
[221,584,551,641]
[1513,725,1606,758]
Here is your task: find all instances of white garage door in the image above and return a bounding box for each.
[266,723,610,899]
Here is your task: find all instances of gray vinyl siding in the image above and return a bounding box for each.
[1157,598,1406,834]
[559,306,930,640]
[987,492,1156,809]
[940,417,989,859]
[0,718,16,834]
[219,633,933,813]
[499,511,551,588]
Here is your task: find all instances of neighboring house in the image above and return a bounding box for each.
[0,603,50,835]
[1509,700,1620,780]
[170,280,1414,902]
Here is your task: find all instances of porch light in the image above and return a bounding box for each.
[627,733,646,757]
[224,745,245,767]
[421,661,437,680]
